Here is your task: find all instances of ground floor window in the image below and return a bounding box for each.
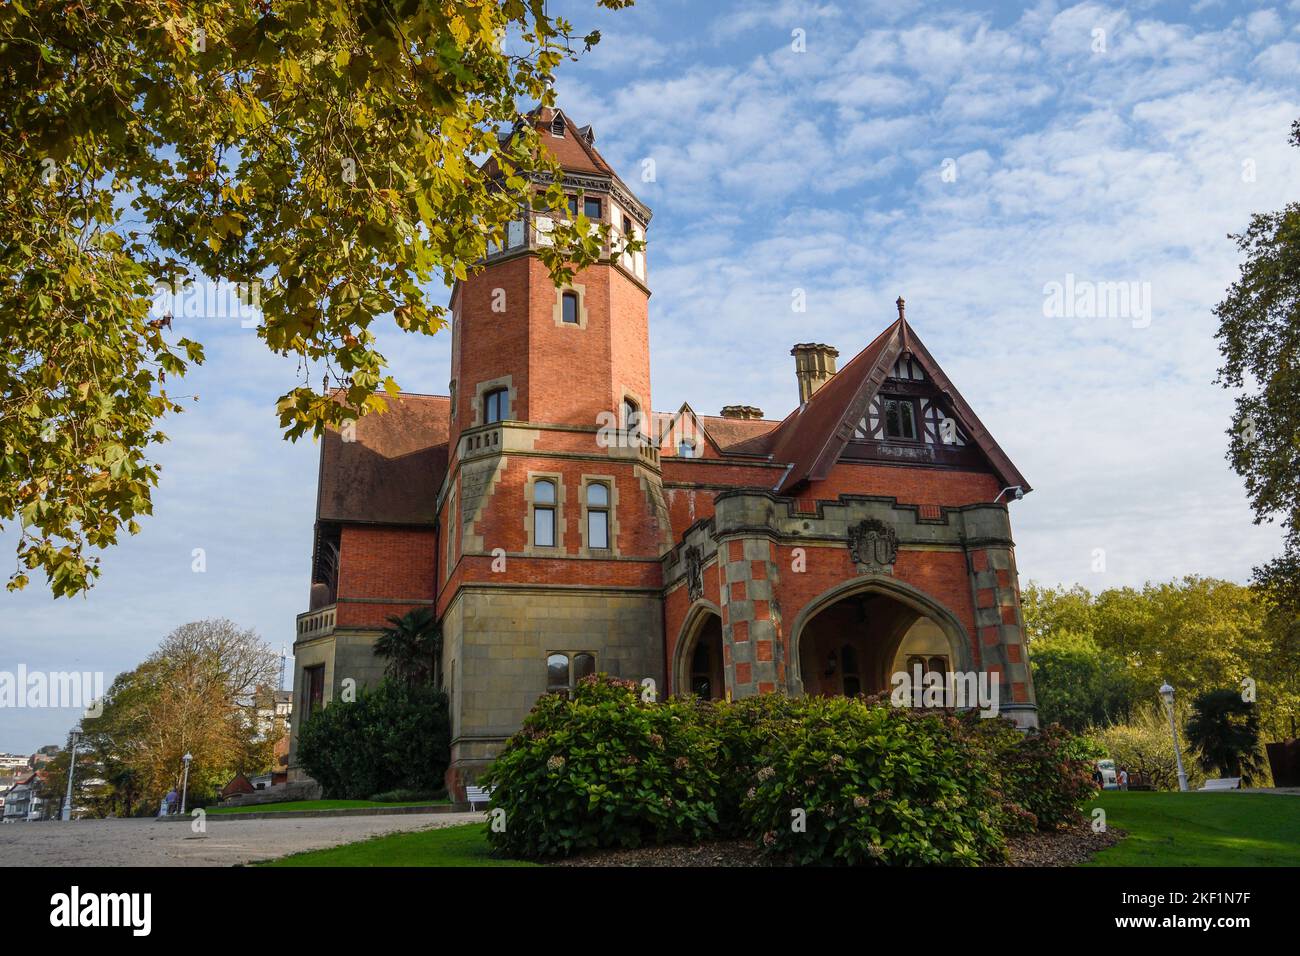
[303,664,325,717]
[546,652,596,697]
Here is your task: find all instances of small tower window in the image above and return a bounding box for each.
[622,398,641,437]
[484,388,507,425]
[562,291,579,325]
[884,398,917,440]
[533,479,557,548]
[586,482,610,550]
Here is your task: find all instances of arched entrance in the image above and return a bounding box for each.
[789,578,973,699]
[673,603,725,700]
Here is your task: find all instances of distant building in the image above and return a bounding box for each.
[1,772,49,822]
[0,753,29,772]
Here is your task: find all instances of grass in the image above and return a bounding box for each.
[207,798,448,815]
[261,823,536,867]
[255,791,1300,867]
[1084,791,1300,867]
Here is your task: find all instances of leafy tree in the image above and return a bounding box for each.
[1214,117,1300,622]
[374,606,442,687]
[1186,689,1265,784]
[1,0,636,596]
[1026,630,1136,731]
[1092,701,1205,792]
[81,618,280,806]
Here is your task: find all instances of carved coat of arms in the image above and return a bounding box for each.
[848,519,897,573]
[684,546,704,601]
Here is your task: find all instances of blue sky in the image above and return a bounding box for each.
[2,0,1297,751]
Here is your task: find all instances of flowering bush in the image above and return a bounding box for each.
[956,712,1100,831]
[738,697,1008,866]
[481,677,1099,863]
[479,676,720,858]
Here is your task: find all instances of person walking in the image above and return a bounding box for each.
[1118,766,1130,791]
[165,787,178,816]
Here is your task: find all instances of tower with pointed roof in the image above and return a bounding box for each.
[288,111,1038,796]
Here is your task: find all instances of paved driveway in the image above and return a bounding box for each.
[0,812,484,866]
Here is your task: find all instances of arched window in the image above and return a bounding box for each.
[546,654,570,694]
[484,388,507,425]
[533,479,556,547]
[678,439,696,458]
[586,483,610,550]
[622,398,641,437]
[574,653,596,683]
[562,291,579,324]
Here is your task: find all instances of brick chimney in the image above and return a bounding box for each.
[791,343,839,405]
[720,405,765,420]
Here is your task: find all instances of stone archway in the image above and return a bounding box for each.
[673,601,725,700]
[787,577,973,698]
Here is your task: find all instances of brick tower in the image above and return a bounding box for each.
[439,107,669,790]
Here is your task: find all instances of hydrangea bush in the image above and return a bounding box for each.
[481,676,1097,864]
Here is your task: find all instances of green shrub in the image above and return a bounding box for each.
[958,713,1100,831]
[297,680,450,799]
[480,676,721,858]
[739,697,1008,866]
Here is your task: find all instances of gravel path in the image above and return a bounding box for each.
[0,812,484,867]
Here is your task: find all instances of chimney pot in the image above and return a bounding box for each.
[720,405,765,420]
[790,343,839,405]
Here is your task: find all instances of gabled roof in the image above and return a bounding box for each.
[317,393,450,526]
[696,415,781,456]
[761,309,1030,495]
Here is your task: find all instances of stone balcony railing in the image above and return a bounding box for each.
[295,605,337,641]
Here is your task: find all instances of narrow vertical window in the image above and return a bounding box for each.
[533,479,556,548]
[483,388,507,424]
[574,653,596,682]
[622,398,641,438]
[546,654,570,695]
[583,196,602,220]
[587,483,610,550]
[562,291,579,324]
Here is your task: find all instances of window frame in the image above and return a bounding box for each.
[561,290,579,325]
[586,482,611,551]
[546,651,597,698]
[583,196,602,220]
[483,387,508,425]
[883,396,920,441]
[532,478,557,548]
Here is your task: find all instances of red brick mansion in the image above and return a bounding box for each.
[288,108,1037,795]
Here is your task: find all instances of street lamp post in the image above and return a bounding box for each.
[180,753,193,814]
[1159,682,1189,792]
[61,724,82,822]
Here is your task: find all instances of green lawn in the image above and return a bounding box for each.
[261,823,535,867]
[1085,791,1300,867]
[255,792,1300,867]
[207,799,447,815]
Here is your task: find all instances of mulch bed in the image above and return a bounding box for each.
[548,822,1125,867]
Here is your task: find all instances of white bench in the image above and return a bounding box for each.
[1199,777,1242,791]
[465,785,494,810]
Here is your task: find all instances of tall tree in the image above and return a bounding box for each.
[1214,117,1300,621]
[1186,688,1265,784]
[82,618,280,807]
[1,0,636,596]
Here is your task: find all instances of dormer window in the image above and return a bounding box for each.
[678,439,697,459]
[883,397,918,441]
[550,113,566,137]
